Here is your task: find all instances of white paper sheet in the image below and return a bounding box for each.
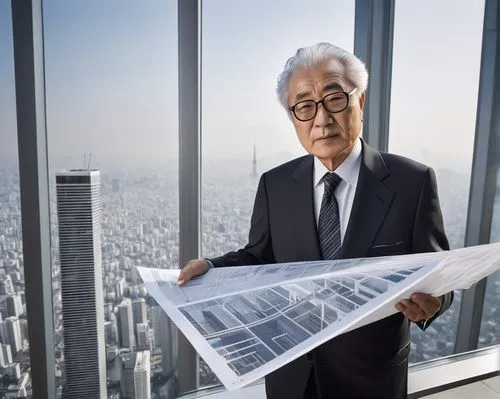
[136,243,500,390]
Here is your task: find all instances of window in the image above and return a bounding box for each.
[0,2,32,397]
[201,0,355,386]
[388,0,485,362]
[43,1,179,397]
[478,181,500,348]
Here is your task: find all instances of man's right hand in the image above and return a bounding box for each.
[176,259,209,285]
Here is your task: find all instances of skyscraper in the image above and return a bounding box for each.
[0,344,5,368]
[56,170,107,398]
[6,294,23,317]
[120,350,151,399]
[1,344,12,365]
[152,306,178,376]
[136,323,151,351]
[1,317,22,355]
[132,298,147,327]
[118,298,135,350]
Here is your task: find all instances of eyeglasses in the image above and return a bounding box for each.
[288,87,358,122]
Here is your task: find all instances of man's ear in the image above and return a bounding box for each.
[359,91,366,111]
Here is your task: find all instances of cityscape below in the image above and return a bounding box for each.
[0,151,499,398]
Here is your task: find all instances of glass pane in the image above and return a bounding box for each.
[0,2,32,397]
[389,0,484,363]
[201,0,355,387]
[42,1,179,397]
[478,182,500,348]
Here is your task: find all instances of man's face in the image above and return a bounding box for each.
[287,59,365,163]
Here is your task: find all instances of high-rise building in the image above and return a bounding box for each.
[120,350,151,399]
[6,294,23,317]
[132,298,147,327]
[0,343,5,367]
[115,278,126,298]
[136,323,151,351]
[152,306,178,375]
[56,170,107,398]
[2,317,22,355]
[19,319,28,343]
[118,298,135,350]
[152,306,163,348]
[1,344,12,365]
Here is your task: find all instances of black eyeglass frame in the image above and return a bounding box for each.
[288,87,358,122]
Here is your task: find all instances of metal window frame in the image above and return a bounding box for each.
[11,0,56,398]
[178,0,201,394]
[456,0,499,353]
[354,0,395,152]
[175,1,397,394]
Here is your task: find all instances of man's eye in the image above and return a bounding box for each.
[296,103,314,111]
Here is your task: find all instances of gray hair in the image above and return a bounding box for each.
[276,42,369,109]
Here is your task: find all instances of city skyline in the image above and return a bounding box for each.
[0,158,499,397]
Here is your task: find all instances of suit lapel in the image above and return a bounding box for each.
[340,141,395,259]
[291,156,322,260]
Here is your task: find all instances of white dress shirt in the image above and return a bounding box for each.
[313,137,362,245]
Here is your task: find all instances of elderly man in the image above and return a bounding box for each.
[178,43,453,399]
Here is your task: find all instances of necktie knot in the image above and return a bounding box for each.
[323,172,342,196]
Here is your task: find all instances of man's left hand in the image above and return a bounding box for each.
[395,293,442,322]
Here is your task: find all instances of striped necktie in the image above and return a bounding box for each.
[318,172,342,260]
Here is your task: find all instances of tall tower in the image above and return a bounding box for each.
[132,298,147,327]
[1,317,22,355]
[118,298,135,350]
[6,295,23,317]
[152,306,178,376]
[56,170,107,398]
[120,350,151,399]
[252,143,258,178]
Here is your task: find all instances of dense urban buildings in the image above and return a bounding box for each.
[0,156,498,397]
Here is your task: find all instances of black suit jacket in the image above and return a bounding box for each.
[210,140,453,399]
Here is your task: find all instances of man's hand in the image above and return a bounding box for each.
[176,259,209,286]
[395,293,442,322]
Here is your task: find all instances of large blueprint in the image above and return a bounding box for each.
[136,243,500,390]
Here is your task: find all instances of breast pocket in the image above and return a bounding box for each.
[367,241,406,257]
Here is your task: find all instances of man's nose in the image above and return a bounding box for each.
[314,102,332,126]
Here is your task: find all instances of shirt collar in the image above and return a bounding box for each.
[313,137,362,188]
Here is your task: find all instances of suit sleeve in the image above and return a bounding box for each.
[412,167,454,330]
[208,173,276,267]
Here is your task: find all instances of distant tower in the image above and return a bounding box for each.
[132,298,147,327]
[6,295,23,317]
[152,306,178,376]
[252,143,258,178]
[118,298,136,350]
[1,317,22,355]
[120,350,151,399]
[56,169,107,398]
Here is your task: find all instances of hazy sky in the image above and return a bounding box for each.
[0,0,485,172]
